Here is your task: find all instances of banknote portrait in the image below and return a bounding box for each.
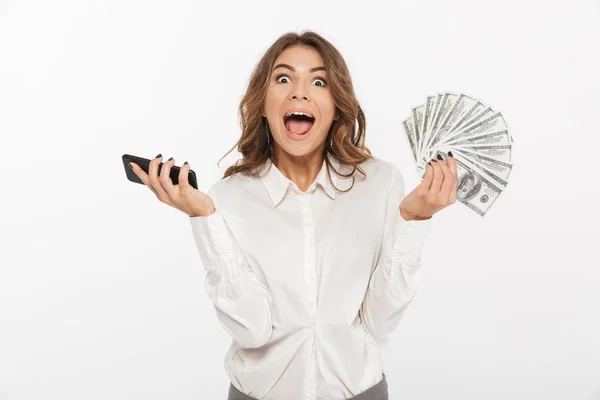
[457,170,482,201]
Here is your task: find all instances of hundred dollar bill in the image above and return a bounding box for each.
[445,129,512,147]
[419,94,443,164]
[429,94,444,132]
[442,111,510,145]
[418,95,437,165]
[419,113,496,168]
[411,104,425,163]
[402,116,418,163]
[453,107,494,134]
[454,151,509,190]
[424,101,493,166]
[436,94,480,137]
[432,151,505,217]
[421,93,442,149]
[433,144,509,188]
[426,94,476,160]
[416,92,457,168]
[421,95,437,148]
[420,93,444,158]
[453,148,513,182]
[438,144,513,184]
[425,92,460,160]
[444,99,487,137]
[450,143,512,164]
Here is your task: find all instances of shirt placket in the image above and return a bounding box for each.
[299,191,317,400]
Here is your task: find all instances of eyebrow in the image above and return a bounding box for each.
[272,63,326,73]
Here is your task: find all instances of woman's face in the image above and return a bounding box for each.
[263,45,337,159]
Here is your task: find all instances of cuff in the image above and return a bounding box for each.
[392,213,432,266]
[189,209,237,270]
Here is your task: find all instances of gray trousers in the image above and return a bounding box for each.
[228,372,388,400]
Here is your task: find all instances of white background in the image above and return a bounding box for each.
[1,0,599,399]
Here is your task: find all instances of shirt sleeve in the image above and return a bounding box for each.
[360,163,432,345]
[189,183,274,349]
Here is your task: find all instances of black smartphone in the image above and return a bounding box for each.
[122,154,199,190]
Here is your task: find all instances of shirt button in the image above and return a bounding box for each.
[215,235,223,242]
[223,251,231,256]
[211,219,218,226]
[306,238,313,244]
[302,206,309,215]
[394,253,402,259]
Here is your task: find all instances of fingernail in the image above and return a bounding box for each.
[437,154,443,160]
[427,161,431,165]
[448,151,453,157]
[155,153,162,158]
[128,163,133,170]
[183,161,188,165]
[431,158,436,162]
[167,157,173,161]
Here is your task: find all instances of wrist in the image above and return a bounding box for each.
[189,201,216,217]
[400,207,431,221]
[189,208,215,217]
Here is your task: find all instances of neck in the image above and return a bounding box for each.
[272,147,324,192]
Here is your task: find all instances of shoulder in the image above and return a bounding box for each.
[205,171,256,211]
[357,157,403,186]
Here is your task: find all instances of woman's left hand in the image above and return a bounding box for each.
[399,152,459,221]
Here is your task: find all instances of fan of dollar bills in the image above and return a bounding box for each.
[402,93,513,217]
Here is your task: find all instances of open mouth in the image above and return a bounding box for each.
[283,112,315,136]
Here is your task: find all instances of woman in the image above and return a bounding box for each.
[129,31,457,400]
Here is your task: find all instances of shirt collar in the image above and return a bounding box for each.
[260,153,341,207]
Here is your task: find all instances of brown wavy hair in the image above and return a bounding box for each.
[217,30,375,192]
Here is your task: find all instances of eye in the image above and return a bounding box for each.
[313,77,327,87]
[274,74,328,87]
[275,74,290,83]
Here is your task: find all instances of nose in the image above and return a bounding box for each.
[289,82,310,101]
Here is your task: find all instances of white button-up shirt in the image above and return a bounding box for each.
[190,154,432,400]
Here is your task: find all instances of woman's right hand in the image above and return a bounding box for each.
[129,154,215,217]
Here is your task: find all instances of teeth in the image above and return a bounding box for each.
[285,111,314,118]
